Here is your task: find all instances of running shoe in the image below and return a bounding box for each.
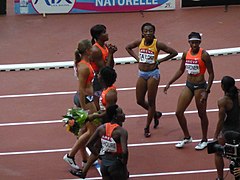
[195,141,208,150]
[63,154,80,170]
[175,137,193,148]
[144,127,151,138]
[154,111,162,128]
[69,169,86,178]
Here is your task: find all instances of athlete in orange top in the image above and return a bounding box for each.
[87,105,129,180]
[164,32,214,150]
[69,67,118,179]
[78,60,94,84]
[90,24,118,110]
[91,42,109,72]
[126,22,177,138]
[185,48,206,76]
[102,123,123,154]
[63,39,98,170]
[74,41,96,113]
[100,85,116,110]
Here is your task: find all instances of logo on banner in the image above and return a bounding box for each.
[32,0,75,14]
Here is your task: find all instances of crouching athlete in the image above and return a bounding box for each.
[71,105,129,180]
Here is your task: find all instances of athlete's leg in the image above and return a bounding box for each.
[194,89,209,142]
[215,137,225,179]
[136,77,148,110]
[176,87,194,138]
[146,76,160,128]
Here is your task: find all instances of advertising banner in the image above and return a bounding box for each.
[15,0,175,14]
[181,0,240,8]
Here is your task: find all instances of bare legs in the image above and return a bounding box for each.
[68,122,97,163]
[215,137,225,179]
[176,87,209,141]
[136,76,160,136]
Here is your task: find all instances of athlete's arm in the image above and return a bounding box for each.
[202,51,214,93]
[214,98,226,139]
[106,44,117,68]
[92,46,105,70]
[164,53,186,93]
[78,65,90,110]
[125,40,141,62]
[105,89,118,107]
[156,42,178,64]
[120,129,128,165]
[86,126,103,155]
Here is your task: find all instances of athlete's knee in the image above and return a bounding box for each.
[136,99,145,106]
[147,99,155,107]
[175,110,184,119]
[198,112,208,121]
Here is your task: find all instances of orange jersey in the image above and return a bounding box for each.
[138,38,159,64]
[104,123,122,154]
[91,42,109,72]
[99,85,116,110]
[185,48,206,76]
[79,60,94,84]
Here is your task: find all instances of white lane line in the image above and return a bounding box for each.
[0,138,213,156]
[0,79,239,99]
[0,108,218,127]
[62,168,230,180]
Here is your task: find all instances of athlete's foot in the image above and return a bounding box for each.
[144,127,151,138]
[69,169,86,178]
[154,111,162,129]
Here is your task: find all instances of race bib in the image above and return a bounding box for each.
[99,96,105,111]
[185,59,200,75]
[139,49,155,64]
[100,135,117,154]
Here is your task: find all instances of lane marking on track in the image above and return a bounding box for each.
[1,47,239,71]
[62,168,230,180]
[0,108,218,126]
[0,138,213,156]
[0,79,239,99]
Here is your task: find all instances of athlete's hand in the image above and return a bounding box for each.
[164,83,170,94]
[107,44,118,54]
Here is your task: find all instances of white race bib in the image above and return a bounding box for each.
[185,59,200,75]
[100,135,117,154]
[139,49,155,64]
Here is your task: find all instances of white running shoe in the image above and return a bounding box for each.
[175,137,193,148]
[195,141,208,150]
[63,154,80,170]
